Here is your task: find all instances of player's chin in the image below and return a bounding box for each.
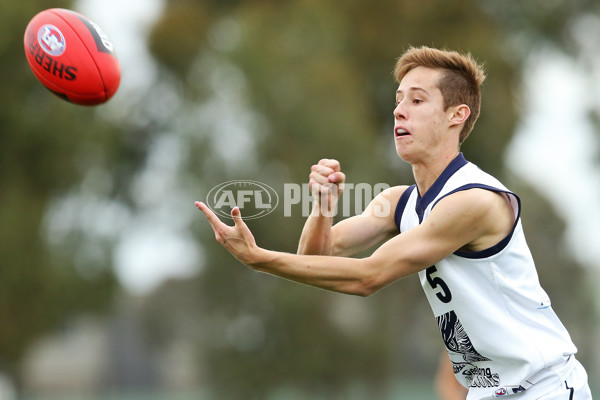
[394,142,412,161]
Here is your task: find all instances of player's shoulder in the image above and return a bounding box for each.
[436,187,509,218]
[375,185,411,206]
[431,188,515,252]
[363,185,411,221]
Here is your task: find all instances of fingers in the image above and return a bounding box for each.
[195,201,226,232]
[195,202,248,231]
[318,158,340,172]
[196,202,249,247]
[231,206,246,228]
[328,171,346,184]
[311,159,341,177]
[309,159,345,197]
[310,159,344,183]
[310,164,333,183]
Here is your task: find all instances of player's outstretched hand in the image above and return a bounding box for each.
[195,201,260,266]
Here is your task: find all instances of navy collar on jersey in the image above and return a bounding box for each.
[415,152,468,223]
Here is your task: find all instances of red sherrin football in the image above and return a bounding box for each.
[24,8,121,106]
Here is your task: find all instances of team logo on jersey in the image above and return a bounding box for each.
[437,310,500,388]
[38,24,66,56]
[492,386,526,397]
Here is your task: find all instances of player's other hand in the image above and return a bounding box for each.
[308,158,346,214]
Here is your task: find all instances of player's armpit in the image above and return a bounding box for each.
[330,186,406,257]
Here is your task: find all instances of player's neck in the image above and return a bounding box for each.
[412,150,460,196]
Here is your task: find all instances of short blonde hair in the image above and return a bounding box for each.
[394,46,486,144]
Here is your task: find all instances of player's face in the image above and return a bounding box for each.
[393,67,449,162]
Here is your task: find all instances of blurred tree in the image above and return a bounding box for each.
[478,0,600,154]
[0,0,125,387]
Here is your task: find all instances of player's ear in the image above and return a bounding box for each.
[449,104,470,126]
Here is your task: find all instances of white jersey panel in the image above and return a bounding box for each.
[395,154,577,399]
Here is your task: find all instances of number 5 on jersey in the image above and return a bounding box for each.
[426,266,452,303]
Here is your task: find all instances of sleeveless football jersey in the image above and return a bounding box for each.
[394,153,577,399]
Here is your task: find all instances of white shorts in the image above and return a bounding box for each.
[508,357,592,400]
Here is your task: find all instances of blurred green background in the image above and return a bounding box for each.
[1,0,599,398]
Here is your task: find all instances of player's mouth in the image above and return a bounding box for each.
[395,127,411,138]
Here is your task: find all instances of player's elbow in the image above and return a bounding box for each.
[352,278,383,297]
[351,261,386,297]
[352,285,377,297]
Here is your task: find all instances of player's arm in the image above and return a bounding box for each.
[195,188,513,296]
[296,159,344,256]
[297,158,403,257]
[328,186,405,256]
[298,186,404,256]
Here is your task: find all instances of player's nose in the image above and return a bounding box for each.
[393,100,407,120]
